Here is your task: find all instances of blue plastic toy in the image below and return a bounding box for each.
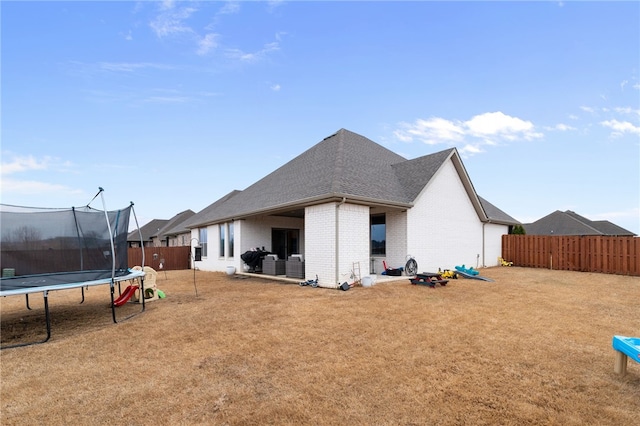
[612,335,640,375]
[455,265,479,276]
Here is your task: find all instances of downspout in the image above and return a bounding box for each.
[335,197,346,287]
[482,222,486,268]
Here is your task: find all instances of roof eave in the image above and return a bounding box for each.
[186,193,413,227]
[448,150,489,222]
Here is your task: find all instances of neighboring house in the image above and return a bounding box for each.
[127,210,196,248]
[128,219,169,248]
[151,209,196,247]
[523,210,636,236]
[182,129,520,287]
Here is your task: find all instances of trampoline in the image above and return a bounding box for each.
[0,188,146,349]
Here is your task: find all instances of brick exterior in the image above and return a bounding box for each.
[337,203,370,285]
[193,157,509,277]
[407,160,486,272]
[305,203,336,286]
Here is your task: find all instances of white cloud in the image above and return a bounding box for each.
[1,154,72,175]
[458,144,484,156]
[393,117,465,145]
[614,106,640,117]
[0,179,82,196]
[0,154,80,197]
[197,33,219,56]
[600,119,640,137]
[267,1,285,12]
[270,84,281,91]
[547,123,577,131]
[219,1,240,15]
[394,111,542,153]
[1,155,50,175]
[225,39,280,63]
[464,112,541,140]
[149,4,197,38]
[580,106,595,113]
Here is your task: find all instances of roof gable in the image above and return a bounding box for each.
[392,148,455,201]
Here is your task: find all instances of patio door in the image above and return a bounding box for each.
[272,228,299,260]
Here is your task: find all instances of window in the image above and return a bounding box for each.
[371,214,386,255]
[219,224,225,257]
[199,228,208,257]
[229,222,234,257]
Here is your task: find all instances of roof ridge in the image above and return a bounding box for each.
[562,211,604,235]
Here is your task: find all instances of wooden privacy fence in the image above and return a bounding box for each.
[502,235,640,276]
[128,246,191,271]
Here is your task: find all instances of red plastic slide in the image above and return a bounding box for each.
[113,285,138,307]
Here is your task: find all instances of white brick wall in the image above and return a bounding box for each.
[337,203,370,285]
[305,203,336,286]
[408,160,484,272]
[305,202,369,287]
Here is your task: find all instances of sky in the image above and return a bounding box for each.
[2,1,639,235]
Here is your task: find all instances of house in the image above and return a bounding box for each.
[183,129,520,287]
[127,210,196,248]
[127,219,169,248]
[152,209,196,247]
[523,210,636,236]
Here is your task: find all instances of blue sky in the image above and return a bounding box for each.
[2,1,639,234]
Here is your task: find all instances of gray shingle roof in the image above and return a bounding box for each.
[186,128,512,228]
[478,196,520,225]
[180,190,242,229]
[157,209,196,238]
[128,219,169,242]
[590,220,636,236]
[523,210,636,236]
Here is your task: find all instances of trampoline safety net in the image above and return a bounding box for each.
[0,204,132,280]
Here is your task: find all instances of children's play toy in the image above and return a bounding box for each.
[498,257,513,266]
[454,265,494,282]
[612,335,640,375]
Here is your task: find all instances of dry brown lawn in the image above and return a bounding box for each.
[1,267,639,425]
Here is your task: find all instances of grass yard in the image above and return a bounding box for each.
[1,267,639,425]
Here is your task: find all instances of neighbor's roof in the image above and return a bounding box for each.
[156,209,196,238]
[127,210,196,242]
[186,129,514,227]
[127,219,169,242]
[523,210,636,236]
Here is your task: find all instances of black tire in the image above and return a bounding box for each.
[405,258,418,276]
